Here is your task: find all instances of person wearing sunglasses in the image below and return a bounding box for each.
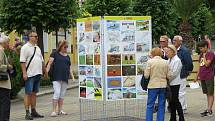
[46,40,74,117]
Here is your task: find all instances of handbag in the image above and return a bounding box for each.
[0,71,9,81]
[0,51,9,81]
[47,52,56,80]
[140,74,150,91]
[166,78,172,101]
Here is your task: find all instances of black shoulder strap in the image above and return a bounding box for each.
[26,47,36,71]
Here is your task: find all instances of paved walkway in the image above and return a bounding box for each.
[10,82,214,121]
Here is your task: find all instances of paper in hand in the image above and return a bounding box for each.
[189,82,200,89]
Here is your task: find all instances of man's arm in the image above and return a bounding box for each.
[21,62,27,80]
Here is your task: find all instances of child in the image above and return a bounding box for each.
[196,41,214,117]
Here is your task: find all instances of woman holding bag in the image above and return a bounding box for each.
[0,35,12,121]
[46,40,74,117]
[144,47,172,121]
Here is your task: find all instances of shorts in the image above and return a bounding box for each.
[25,74,41,94]
[201,79,214,95]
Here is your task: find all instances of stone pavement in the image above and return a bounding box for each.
[10,82,215,121]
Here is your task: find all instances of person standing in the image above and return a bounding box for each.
[173,35,193,113]
[196,41,214,117]
[46,40,74,117]
[0,35,12,121]
[166,45,184,121]
[160,35,169,60]
[20,31,48,120]
[144,47,172,121]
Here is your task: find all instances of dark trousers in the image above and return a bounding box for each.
[170,85,185,121]
[0,88,10,121]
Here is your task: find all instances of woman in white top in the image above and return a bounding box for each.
[165,45,184,121]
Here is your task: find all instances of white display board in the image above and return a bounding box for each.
[77,16,152,101]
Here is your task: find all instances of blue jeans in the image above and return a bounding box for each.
[25,74,41,94]
[146,88,166,121]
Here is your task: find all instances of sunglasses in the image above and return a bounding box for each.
[30,36,38,38]
[64,46,68,49]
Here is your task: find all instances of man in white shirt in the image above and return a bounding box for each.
[20,31,48,120]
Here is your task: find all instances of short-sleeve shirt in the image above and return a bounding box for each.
[20,42,44,77]
[198,51,214,81]
[51,52,71,83]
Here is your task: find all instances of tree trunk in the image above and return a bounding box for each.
[36,24,44,57]
[55,29,58,48]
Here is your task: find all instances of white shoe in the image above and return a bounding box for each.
[59,110,67,115]
[51,112,58,117]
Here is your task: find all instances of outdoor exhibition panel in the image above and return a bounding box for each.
[77,16,152,101]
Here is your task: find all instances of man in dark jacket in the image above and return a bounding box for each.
[173,35,193,113]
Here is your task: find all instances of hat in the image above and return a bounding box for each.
[168,45,177,54]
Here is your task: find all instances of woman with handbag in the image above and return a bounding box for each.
[46,40,75,117]
[0,35,12,121]
[165,45,184,121]
[144,47,171,121]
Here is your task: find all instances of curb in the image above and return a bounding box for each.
[11,83,79,103]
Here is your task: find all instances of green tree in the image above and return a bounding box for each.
[0,0,79,54]
[83,0,130,16]
[191,4,215,38]
[133,0,179,44]
[169,0,204,50]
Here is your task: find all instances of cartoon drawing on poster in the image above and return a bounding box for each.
[121,31,135,42]
[136,53,149,64]
[94,55,100,65]
[93,21,100,31]
[123,43,135,53]
[79,33,85,43]
[79,44,86,55]
[122,54,135,64]
[121,21,135,30]
[77,22,85,32]
[94,66,101,77]
[79,55,86,65]
[85,21,93,32]
[80,87,86,98]
[107,54,121,65]
[94,77,102,88]
[94,43,100,54]
[79,76,86,86]
[136,31,151,43]
[123,76,136,87]
[107,77,122,88]
[122,65,136,76]
[123,88,137,99]
[93,32,100,42]
[84,32,93,43]
[86,55,93,65]
[107,20,120,31]
[107,31,120,43]
[136,20,149,31]
[87,87,95,99]
[86,44,95,54]
[136,42,150,52]
[86,66,94,76]
[107,66,121,76]
[108,89,123,100]
[79,66,86,75]
[108,44,121,54]
[86,77,94,87]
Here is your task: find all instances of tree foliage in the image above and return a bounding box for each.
[191,4,215,38]
[133,0,179,43]
[83,0,130,16]
[0,0,79,53]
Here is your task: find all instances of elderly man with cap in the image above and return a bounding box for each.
[0,35,12,121]
[173,35,193,113]
[166,45,185,121]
